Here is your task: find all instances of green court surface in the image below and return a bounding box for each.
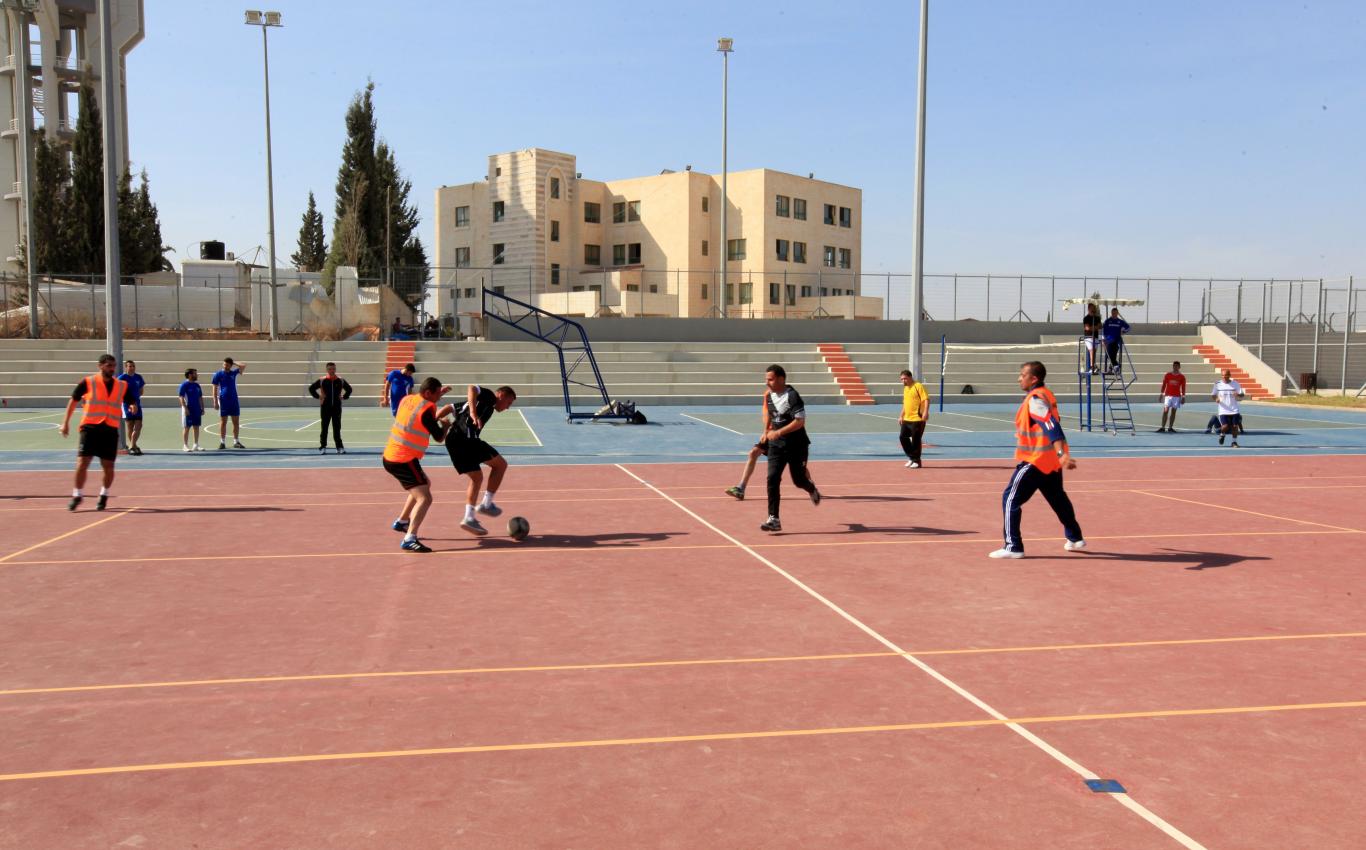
[0,406,542,452]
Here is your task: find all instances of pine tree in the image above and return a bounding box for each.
[133,170,172,272]
[116,169,140,273]
[291,191,327,271]
[66,85,104,275]
[374,141,424,305]
[323,82,379,288]
[31,136,71,274]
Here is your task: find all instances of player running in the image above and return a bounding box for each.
[1212,369,1246,447]
[441,384,518,536]
[757,364,821,532]
[382,377,455,553]
[60,354,129,511]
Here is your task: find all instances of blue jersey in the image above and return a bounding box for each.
[179,380,204,415]
[212,367,241,400]
[1102,316,1130,343]
[116,372,145,415]
[386,370,414,405]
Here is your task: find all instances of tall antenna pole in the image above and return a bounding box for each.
[909,0,929,376]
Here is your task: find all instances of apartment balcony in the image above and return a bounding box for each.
[0,54,15,74]
[5,182,22,201]
[1,119,18,139]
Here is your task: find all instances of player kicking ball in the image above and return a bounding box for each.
[441,384,518,536]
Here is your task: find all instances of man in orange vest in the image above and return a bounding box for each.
[382,376,455,552]
[59,354,131,511]
[989,360,1085,559]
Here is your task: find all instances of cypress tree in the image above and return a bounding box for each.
[323,81,379,288]
[31,136,71,274]
[67,85,104,275]
[291,191,327,271]
[133,170,170,273]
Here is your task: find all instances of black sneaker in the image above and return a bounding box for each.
[129,446,142,456]
[724,486,745,500]
[67,495,82,511]
[319,446,326,454]
[233,441,246,449]
[1231,441,1240,448]
[1218,434,1226,445]
[760,516,782,532]
[400,538,432,553]
[810,489,822,507]
[336,447,346,454]
[96,494,108,511]
[217,442,227,450]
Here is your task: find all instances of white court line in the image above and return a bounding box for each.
[681,413,746,435]
[0,413,61,426]
[614,462,1207,850]
[293,418,322,432]
[857,411,973,433]
[516,409,543,447]
[939,410,1019,426]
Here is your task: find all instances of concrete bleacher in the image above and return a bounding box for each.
[0,334,1207,409]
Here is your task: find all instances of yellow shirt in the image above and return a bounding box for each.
[901,382,929,422]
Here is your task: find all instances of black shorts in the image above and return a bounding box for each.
[444,436,500,475]
[752,441,769,457]
[1218,413,1243,430]
[383,457,430,490]
[77,424,119,460]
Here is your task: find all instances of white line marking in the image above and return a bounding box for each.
[857,411,974,433]
[681,413,746,435]
[940,410,1019,425]
[293,418,321,432]
[0,413,61,425]
[614,462,1208,850]
[516,409,543,447]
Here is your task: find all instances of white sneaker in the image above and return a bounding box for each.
[910,462,921,469]
[988,548,1024,559]
[1064,539,1087,551]
[193,444,204,452]
[182,445,191,453]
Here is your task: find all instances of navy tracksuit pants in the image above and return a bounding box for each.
[1001,461,1082,553]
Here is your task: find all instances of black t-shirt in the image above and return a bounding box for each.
[71,376,117,400]
[765,386,809,450]
[453,386,497,439]
[420,406,447,442]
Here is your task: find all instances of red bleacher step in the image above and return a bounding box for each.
[817,343,876,405]
[384,341,417,372]
[1190,344,1275,399]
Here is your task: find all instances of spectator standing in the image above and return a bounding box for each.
[1212,369,1246,447]
[309,362,353,454]
[116,359,146,455]
[1157,361,1187,433]
[179,368,205,452]
[1081,303,1101,373]
[382,363,417,417]
[1101,308,1130,374]
[898,369,930,468]
[59,354,128,511]
[211,357,247,449]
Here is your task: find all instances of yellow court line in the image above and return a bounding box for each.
[7,527,1360,568]
[1133,490,1365,534]
[0,508,136,564]
[3,631,1362,699]
[1,699,1361,784]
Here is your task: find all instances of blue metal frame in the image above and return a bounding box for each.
[481,288,627,421]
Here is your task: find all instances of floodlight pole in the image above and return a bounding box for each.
[718,37,732,318]
[908,0,929,377]
[246,11,281,339]
[98,0,122,368]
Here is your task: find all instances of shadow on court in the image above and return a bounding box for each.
[127,506,306,515]
[1062,548,1273,571]
[825,494,927,503]
[775,523,974,537]
[428,530,688,550]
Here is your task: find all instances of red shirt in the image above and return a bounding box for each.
[1161,372,1186,397]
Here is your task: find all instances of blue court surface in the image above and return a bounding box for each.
[2,401,1365,472]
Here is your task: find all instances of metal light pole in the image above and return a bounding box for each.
[245,10,281,340]
[98,0,122,369]
[5,0,40,337]
[717,37,732,318]
[908,0,929,376]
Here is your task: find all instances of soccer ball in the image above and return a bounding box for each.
[507,516,530,541]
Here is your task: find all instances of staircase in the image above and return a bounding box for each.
[1191,344,1276,399]
[384,340,416,376]
[816,343,874,405]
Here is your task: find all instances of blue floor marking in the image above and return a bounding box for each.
[1084,779,1127,793]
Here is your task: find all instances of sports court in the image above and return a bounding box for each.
[2,400,1364,848]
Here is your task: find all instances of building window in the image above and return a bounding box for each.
[463,287,476,299]
[613,202,626,223]
[701,240,709,257]
[727,239,746,261]
[455,247,471,268]
[775,239,789,261]
[839,248,852,269]
[839,206,852,228]
[820,287,828,297]
[550,177,560,199]
[584,202,601,223]
[775,194,790,217]
[738,282,752,304]
[769,282,780,305]
[551,263,561,285]
[700,283,709,300]
[551,220,560,242]
[585,244,601,266]
[649,284,658,293]
[495,166,502,177]
[824,204,836,225]
[492,201,505,222]
[793,242,807,264]
[572,285,584,292]
[702,196,709,213]
[793,198,807,221]
[613,244,626,266]
[785,284,797,306]
[455,206,469,227]
[800,285,812,298]
[628,200,640,222]
[628,243,641,265]
[823,246,836,268]
[626,284,640,292]
[492,243,505,265]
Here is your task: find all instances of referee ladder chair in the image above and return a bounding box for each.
[1076,337,1137,435]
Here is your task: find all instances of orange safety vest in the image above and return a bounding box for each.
[1014,385,1062,474]
[383,393,434,462]
[79,374,127,428]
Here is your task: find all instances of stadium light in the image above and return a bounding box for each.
[717,38,733,316]
[908,0,928,377]
[244,10,283,339]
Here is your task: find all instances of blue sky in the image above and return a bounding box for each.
[128,1,1365,278]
